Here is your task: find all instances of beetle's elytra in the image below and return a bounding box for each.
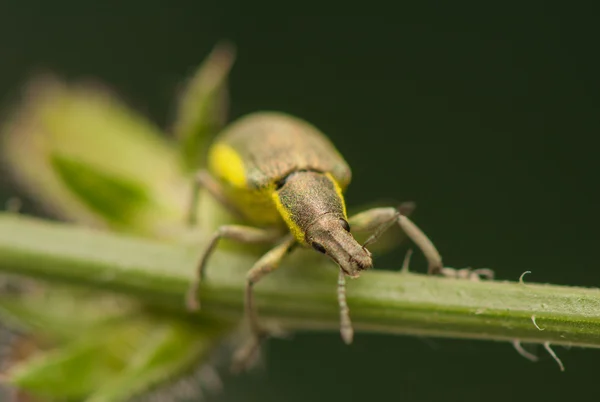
[186,111,444,371]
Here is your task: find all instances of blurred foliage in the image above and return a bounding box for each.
[173,42,234,172]
[2,8,600,402]
[1,75,186,236]
[0,43,235,401]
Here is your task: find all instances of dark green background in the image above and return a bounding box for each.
[1,3,599,402]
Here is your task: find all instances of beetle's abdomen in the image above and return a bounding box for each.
[208,112,352,191]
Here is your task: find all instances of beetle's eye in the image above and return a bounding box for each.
[312,242,327,254]
[340,219,350,232]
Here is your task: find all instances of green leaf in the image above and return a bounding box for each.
[0,282,138,342]
[50,153,154,229]
[3,296,227,402]
[0,77,189,237]
[0,274,228,401]
[7,323,137,399]
[173,41,235,171]
[86,321,224,402]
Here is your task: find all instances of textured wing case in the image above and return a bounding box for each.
[212,112,352,190]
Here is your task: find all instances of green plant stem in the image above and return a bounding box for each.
[1,213,599,348]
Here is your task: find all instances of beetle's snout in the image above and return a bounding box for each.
[306,214,373,277]
[339,245,373,278]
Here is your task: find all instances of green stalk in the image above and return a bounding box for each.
[1,213,599,348]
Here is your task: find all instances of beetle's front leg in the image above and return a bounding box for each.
[348,206,443,275]
[232,235,297,372]
[186,225,282,311]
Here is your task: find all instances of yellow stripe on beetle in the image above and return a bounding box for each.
[325,172,348,219]
[208,143,247,188]
[271,188,306,243]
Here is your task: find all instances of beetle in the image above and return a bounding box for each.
[185,111,446,368]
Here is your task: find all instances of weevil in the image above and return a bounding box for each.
[186,111,445,368]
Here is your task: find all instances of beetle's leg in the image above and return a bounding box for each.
[337,268,353,344]
[348,202,416,255]
[186,225,282,311]
[232,235,297,372]
[187,169,246,226]
[245,235,296,334]
[348,206,443,275]
[348,202,414,236]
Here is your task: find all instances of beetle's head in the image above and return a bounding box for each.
[305,213,373,277]
[273,170,372,277]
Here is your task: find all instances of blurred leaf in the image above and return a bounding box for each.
[5,306,227,402]
[0,42,240,401]
[173,41,235,171]
[7,323,140,400]
[0,277,228,401]
[86,321,222,402]
[1,77,189,237]
[50,153,154,229]
[0,283,138,342]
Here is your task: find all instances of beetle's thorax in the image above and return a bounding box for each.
[272,170,372,277]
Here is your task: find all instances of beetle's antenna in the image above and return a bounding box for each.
[338,270,353,344]
[362,213,399,249]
